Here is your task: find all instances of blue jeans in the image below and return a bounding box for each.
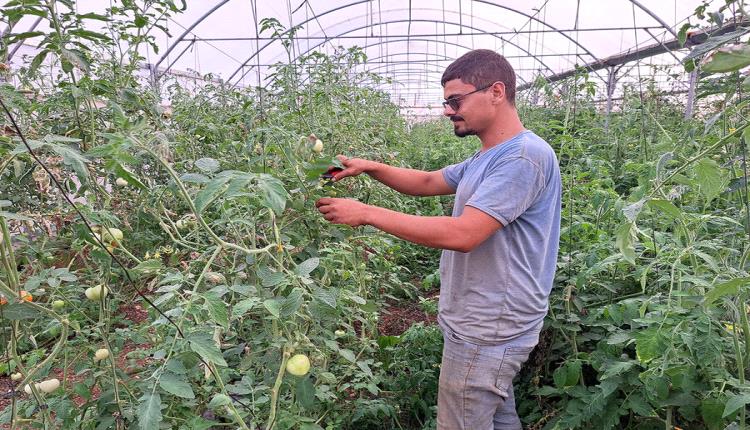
[437,325,539,430]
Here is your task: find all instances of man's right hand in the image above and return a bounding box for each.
[330,155,375,182]
[329,155,453,197]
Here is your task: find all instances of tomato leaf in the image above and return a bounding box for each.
[647,199,682,220]
[256,173,287,215]
[203,294,229,330]
[704,277,750,306]
[615,222,636,265]
[159,372,195,399]
[195,157,220,173]
[694,158,727,204]
[137,392,163,430]
[295,376,316,409]
[280,287,304,317]
[208,393,231,409]
[702,44,750,73]
[296,257,319,277]
[194,175,231,214]
[0,303,39,320]
[263,299,281,318]
[187,331,227,367]
[722,393,750,418]
[339,349,356,363]
[634,329,664,364]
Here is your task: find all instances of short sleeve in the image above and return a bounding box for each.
[465,157,545,226]
[441,157,473,190]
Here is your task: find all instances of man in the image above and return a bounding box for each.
[315,49,561,430]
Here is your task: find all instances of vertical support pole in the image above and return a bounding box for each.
[685,68,698,119]
[605,66,617,132]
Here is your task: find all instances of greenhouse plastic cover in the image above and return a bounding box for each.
[1,0,727,112]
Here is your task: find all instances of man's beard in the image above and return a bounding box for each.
[451,116,476,137]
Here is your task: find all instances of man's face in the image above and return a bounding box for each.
[442,79,491,137]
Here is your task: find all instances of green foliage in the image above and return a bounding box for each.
[2,1,750,429]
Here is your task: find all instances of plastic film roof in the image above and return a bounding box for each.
[4,0,729,112]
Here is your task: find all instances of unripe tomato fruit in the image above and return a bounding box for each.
[52,300,65,310]
[312,139,324,153]
[115,177,128,187]
[334,329,346,337]
[85,285,108,301]
[38,378,60,393]
[94,348,110,361]
[10,372,22,381]
[100,227,123,242]
[286,354,311,376]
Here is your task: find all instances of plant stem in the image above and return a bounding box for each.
[135,137,275,256]
[266,345,291,430]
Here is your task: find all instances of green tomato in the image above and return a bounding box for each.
[286,354,311,376]
[52,300,65,310]
[94,348,110,361]
[312,139,324,153]
[85,285,108,301]
[38,378,60,393]
[100,227,123,242]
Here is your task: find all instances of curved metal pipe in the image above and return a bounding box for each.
[225,0,371,83]
[152,0,231,76]
[231,18,556,87]
[163,1,677,88]
[473,0,603,64]
[276,36,533,91]
[363,62,531,87]
[628,0,678,38]
[226,2,602,85]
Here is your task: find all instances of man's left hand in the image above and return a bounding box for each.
[316,198,370,227]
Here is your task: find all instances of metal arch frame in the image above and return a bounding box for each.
[351,40,535,87]
[151,0,231,78]
[153,0,682,85]
[362,62,533,87]
[231,18,558,87]
[629,0,678,38]
[222,1,603,85]
[290,36,534,89]
[224,0,370,83]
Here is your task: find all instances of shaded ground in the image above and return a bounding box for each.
[378,289,440,336]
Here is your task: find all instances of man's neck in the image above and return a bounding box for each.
[478,110,525,152]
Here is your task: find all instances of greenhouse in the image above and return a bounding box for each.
[0,0,749,429]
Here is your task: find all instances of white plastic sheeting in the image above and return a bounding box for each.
[1,0,730,111]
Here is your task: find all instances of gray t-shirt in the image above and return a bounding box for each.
[439,130,561,345]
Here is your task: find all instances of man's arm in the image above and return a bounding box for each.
[316,198,502,252]
[334,157,454,197]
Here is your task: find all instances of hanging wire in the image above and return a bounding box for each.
[632,1,648,161]
[562,0,582,299]
[164,17,243,66]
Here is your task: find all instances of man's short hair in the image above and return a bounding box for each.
[441,49,516,105]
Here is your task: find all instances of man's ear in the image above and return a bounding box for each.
[492,82,506,104]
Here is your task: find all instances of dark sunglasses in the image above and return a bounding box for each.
[442,83,493,111]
